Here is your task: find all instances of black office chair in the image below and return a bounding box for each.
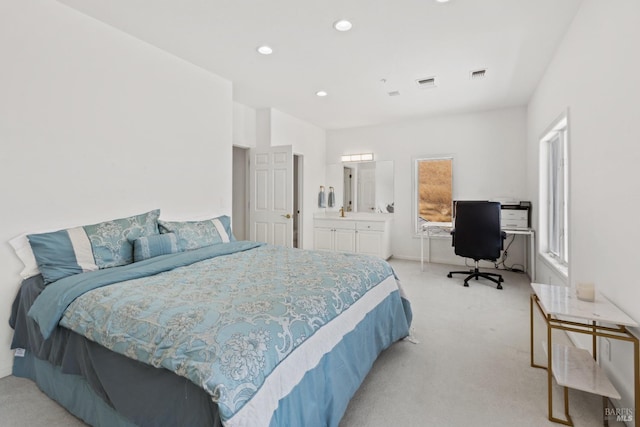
[447,201,507,289]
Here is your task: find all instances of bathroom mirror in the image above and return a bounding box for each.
[326,161,394,213]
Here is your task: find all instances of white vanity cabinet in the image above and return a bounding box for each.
[314,220,356,253]
[313,216,392,259]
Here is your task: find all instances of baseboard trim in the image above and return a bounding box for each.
[390,255,492,269]
[1,361,13,379]
[388,255,421,262]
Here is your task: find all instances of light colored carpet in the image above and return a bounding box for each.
[340,260,623,427]
[0,259,624,426]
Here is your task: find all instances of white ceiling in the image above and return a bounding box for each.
[58,0,583,130]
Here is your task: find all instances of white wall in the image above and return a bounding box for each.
[0,1,233,377]
[233,102,257,148]
[327,107,528,266]
[526,0,640,415]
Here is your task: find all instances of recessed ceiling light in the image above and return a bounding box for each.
[333,20,353,32]
[316,91,328,97]
[436,0,450,3]
[257,45,273,55]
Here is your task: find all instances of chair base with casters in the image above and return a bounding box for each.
[448,260,504,290]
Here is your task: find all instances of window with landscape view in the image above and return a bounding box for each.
[415,157,453,233]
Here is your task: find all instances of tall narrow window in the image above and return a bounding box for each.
[540,115,569,267]
[414,157,453,233]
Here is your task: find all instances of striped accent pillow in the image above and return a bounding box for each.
[133,233,179,261]
[27,227,98,284]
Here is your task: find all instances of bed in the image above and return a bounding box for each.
[9,212,411,427]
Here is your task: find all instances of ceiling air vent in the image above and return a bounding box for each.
[416,76,437,88]
[470,69,487,80]
[387,91,401,97]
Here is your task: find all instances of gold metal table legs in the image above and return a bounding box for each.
[530,293,639,427]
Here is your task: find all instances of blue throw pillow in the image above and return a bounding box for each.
[27,209,160,284]
[133,233,179,261]
[27,227,99,285]
[158,215,235,252]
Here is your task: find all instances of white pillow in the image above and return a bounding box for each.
[9,233,40,279]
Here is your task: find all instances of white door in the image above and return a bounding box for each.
[249,146,294,246]
[358,163,376,212]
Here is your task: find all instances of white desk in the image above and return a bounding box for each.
[530,283,639,426]
[420,222,536,281]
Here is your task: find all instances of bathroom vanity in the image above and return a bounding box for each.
[313,214,392,259]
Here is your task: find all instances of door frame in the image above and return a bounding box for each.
[294,153,304,249]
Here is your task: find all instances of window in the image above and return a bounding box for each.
[540,115,569,267]
[414,157,453,233]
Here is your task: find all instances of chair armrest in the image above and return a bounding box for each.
[501,231,507,250]
[450,229,455,247]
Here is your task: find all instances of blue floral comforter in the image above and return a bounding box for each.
[29,242,411,425]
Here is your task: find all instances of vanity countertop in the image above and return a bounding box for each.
[313,212,393,221]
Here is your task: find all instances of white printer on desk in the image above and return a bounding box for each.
[500,201,531,229]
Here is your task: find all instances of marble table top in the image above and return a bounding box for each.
[531,283,638,327]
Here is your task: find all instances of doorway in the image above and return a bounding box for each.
[343,166,354,212]
[232,146,303,248]
[293,154,303,249]
[232,146,249,240]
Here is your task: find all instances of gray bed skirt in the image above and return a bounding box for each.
[14,352,136,426]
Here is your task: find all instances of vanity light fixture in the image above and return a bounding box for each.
[341,153,374,162]
[333,19,353,32]
[257,45,273,55]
